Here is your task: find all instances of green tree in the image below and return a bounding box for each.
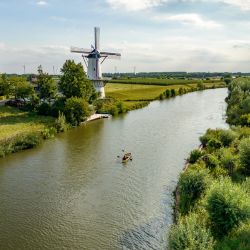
[239,137,250,174]
[37,65,57,103]
[168,213,214,250]
[15,81,34,102]
[59,60,95,101]
[9,76,34,101]
[64,97,91,126]
[206,178,250,238]
[0,74,11,96]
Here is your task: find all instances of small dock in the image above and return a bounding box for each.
[86,113,111,122]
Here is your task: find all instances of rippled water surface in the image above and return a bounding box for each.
[0,89,228,250]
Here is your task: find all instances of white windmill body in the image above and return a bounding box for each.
[71,27,121,98]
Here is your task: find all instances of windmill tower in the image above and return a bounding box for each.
[71,27,121,98]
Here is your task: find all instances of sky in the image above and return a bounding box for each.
[0,0,250,74]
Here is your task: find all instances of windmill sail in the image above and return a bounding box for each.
[70,47,92,54]
[95,27,100,51]
[71,27,121,98]
[100,52,121,59]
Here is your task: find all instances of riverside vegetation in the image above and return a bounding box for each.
[168,77,250,250]
[0,65,226,157]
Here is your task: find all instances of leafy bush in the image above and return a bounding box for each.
[37,102,51,116]
[189,149,203,164]
[13,133,42,150]
[206,178,250,238]
[64,97,90,126]
[168,213,214,250]
[215,220,250,250]
[219,148,236,175]
[41,127,57,139]
[51,98,66,117]
[178,169,211,215]
[110,106,119,116]
[200,129,220,147]
[239,137,250,174]
[207,138,222,149]
[202,154,220,169]
[0,133,42,157]
[165,89,170,98]
[54,111,68,133]
[219,130,237,147]
[171,89,176,97]
[116,101,127,113]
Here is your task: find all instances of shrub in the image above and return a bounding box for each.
[41,127,57,139]
[10,133,42,152]
[116,101,127,113]
[239,137,250,174]
[64,97,91,126]
[207,138,222,149]
[51,98,66,117]
[159,93,164,100]
[178,87,184,95]
[197,82,205,90]
[202,154,220,169]
[215,220,250,250]
[171,89,176,97]
[37,102,51,116]
[200,129,219,147]
[110,106,119,116]
[178,169,211,215]
[189,149,203,164]
[219,130,237,147]
[219,148,236,175]
[165,89,170,98]
[168,213,214,250]
[206,178,250,238]
[54,111,68,133]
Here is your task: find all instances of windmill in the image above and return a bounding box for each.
[71,27,121,98]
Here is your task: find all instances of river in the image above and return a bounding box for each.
[0,89,228,250]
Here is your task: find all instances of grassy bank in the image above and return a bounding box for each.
[0,106,55,157]
[108,77,223,86]
[105,80,226,111]
[168,78,250,250]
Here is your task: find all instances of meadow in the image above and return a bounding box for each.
[105,79,226,110]
[107,77,222,86]
[0,106,54,141]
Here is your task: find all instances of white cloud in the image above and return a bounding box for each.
[106,0,250,11]
[106,0,167,11]
[153,13,222,29]
[222,0,250,11]
[36,1,48,6]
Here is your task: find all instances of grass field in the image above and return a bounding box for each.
[105,81,225,101]
[108,77,222,86]
[0,106,55,141]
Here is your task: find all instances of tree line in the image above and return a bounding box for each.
[0,60,98,126]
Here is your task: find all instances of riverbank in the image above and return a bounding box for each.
[0,82,226,158]
[168,77,250,250]
[105,81,226,111]
[0,88,228,250]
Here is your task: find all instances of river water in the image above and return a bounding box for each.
[0,89,228,250]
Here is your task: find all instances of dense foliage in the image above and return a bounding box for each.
[64,97,91,126]
[168,213,214,250]
[169,77,250,250]
[226,78,250,126]
[37,65,57,102]
[59,60,96,101]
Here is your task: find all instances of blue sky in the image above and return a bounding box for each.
[0,0,250,74]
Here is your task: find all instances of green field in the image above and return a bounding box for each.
[105,81,225,105]
[0,106,54,141]
[108,77,222,86]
